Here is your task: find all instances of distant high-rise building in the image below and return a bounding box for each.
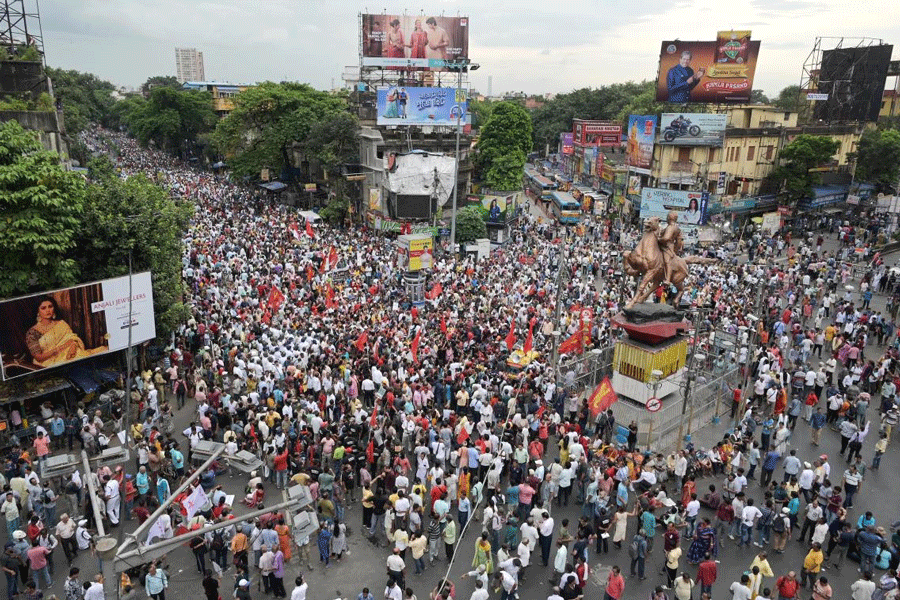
[175,47,205,82]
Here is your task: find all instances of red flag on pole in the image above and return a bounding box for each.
[558,329,583,355]
[366,439,375,464]
[505,320,516,352]
[325,284,336,309]
[426,282,443,300]
[306,264,315,281]
[288,222,301,242]
[588,377,618,418]
[369,400,379,427]
[355,331,368,352]
[440,316,447,337]
[328,246,339,270]
[523,319,535,354]
[305,219,315,238]
[411,327,422,363]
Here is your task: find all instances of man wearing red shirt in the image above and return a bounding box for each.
[776,571,799,600]
[697,554,717,597]
[604,565,624,600]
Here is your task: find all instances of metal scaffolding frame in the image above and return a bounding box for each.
[0,0,45,61]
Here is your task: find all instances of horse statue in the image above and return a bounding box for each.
[623,217,666,308]
[623,215,715,308]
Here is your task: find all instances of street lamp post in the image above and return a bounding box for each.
[448,59,478,256]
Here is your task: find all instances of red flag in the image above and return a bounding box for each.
[411,327,422,363]
[523,319,534,354]
[326,284,335,309]
[588,377,618,418]
[306,264,315,281]
[558,329,583,355]
[505,320,516,352]
[426,282,443,300]
[261,310,271,325]
[440,316,447,337]
[305,219,315,238]
[355,331,368,352]
[366,439,374,464]
[328,246,339,270]
[535,404,546,418]
[288,222,301,242]
[369,400,379,427]
[267,287,285,313]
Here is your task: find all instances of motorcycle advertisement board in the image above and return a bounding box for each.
[659,113,727,147]
[655,35,761,103]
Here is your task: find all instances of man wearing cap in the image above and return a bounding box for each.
[235,578,251,600]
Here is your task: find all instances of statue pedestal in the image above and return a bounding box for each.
[610,303,690,407]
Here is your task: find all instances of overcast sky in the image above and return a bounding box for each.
[41,0,900,98]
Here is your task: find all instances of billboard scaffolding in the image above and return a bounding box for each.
[799,37,892,123]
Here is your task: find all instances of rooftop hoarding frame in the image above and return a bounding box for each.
[361,14,469,70]
[0,273,156,381]
[656,32,761,104]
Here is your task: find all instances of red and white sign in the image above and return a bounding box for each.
[646,397,662,412]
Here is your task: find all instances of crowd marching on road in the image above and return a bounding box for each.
[3,125,900,600]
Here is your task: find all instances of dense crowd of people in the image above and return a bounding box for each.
[2,125,900,600]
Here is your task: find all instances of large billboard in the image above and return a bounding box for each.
[377,87,467,126]
[640,188,709,245]
[573,120,622,147]
[626,115,657,170]
[560,133,574,155]
[659,113,727,147]
[361,14,469,70]
[813,44,893,123]
[655,33,761,103]
[0,273,156,380]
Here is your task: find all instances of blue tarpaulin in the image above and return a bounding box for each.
[67,364,119,394]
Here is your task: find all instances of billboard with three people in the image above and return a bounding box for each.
[362,14,469,70]
[0,272,156,380]
[656,31,761,104]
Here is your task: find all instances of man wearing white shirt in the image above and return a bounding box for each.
[538,513,554,566]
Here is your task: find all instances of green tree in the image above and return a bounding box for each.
[468,99,495,129]
[853,128,900,193]
[773,85,803,112]
[212,82,348,178]
[769,134,840,207]
[46,67,118,134]
[140,75,182,95]
[72,171,193,338]
[750,89,770,104]
[122,87,215,156]
[476,101,532,190]
[455,205,487,243]
[0,121,86,297]
[304,111,359,173]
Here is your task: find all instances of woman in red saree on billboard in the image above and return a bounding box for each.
[26,297,107,368]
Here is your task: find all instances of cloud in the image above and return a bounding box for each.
[37,0,899,98]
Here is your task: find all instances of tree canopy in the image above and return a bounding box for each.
[73,161,193,338]
[120,87,216,156]
[0,120,86,297]
[853,128,900,193]
[211,82,350,178]
[455,205,487,244]
[46,67,118,135]
[475,101,532,191]
[141,75,182,95]
[772,85,803,112]
[769,133,840,207]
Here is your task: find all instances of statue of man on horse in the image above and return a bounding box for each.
[623,211,700,308]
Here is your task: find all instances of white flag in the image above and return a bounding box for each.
[182,484,209,520]
[145,516,167,545]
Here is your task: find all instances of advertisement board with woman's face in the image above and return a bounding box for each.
[0,272,156,380]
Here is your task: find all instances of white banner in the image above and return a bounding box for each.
[145,516,168,545]
[182,484,209,520]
